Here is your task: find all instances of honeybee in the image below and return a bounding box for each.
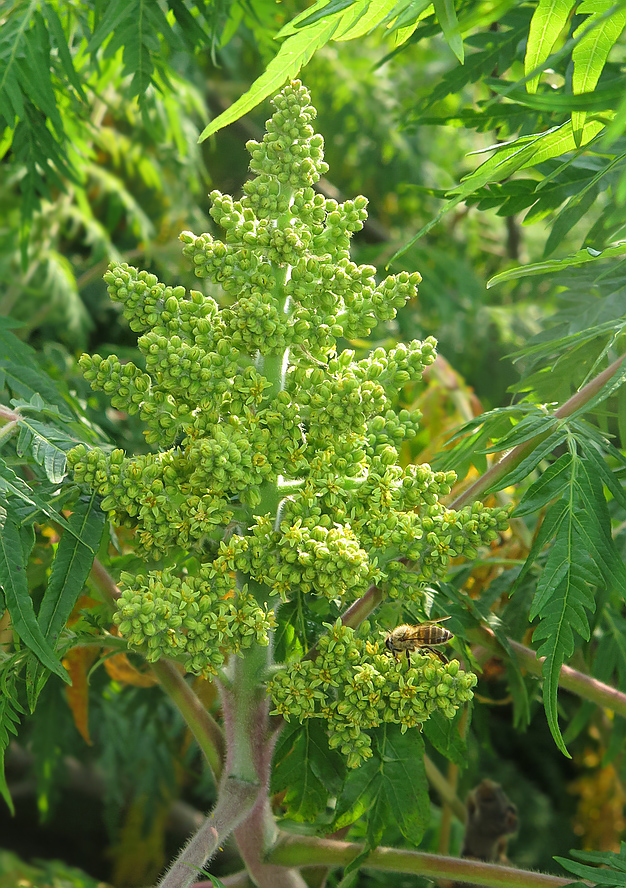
[385,618,453,664]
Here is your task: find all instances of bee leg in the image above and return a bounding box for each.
[423,646,449,664]
[406,650,411,665]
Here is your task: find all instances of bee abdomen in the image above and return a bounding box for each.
[421,626,453,645]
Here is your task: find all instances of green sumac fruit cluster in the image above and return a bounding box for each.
[68,81,507,759]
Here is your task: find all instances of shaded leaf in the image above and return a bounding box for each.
[0,514,68,682]
[392,118,605,260]
[423,709,467,767]
[379,725,430,845]
[38,491,106,649]
[0,674,23,815]
[514,452,572,516]
[271,720,331,820]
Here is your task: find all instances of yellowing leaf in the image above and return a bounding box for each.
[103,652,159,687]
[63,646,99,744]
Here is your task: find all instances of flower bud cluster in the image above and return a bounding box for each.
[269,620,476,768]
[67,444,235,554]
[103,263,220,344]
[67,81,508,721]
[113,567,276,676]
[245,80,329,189]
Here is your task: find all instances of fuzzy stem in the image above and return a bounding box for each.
[267,834,577,888]
[0,404,19,423]
[451,353,626,510]
[475,626,626,718]
[157,776,260,888]
[151,660,225,780]
[219,636,307,888]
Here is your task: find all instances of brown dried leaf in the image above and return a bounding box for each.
[62,646,99,745]
[104,652,159,687]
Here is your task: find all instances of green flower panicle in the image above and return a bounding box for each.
[67,80,507,758]
[268,619,476,768]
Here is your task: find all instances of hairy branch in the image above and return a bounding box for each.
[268,834,577,888]
[451,353,626,510]
[476,626,626,719]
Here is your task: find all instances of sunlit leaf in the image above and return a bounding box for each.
[433,0,463,62]
[487,241,626,287]
[199,18,340,141]
[572,1,626,144]
[524,0,576,93]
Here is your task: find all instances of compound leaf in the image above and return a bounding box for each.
[0,513,68,682]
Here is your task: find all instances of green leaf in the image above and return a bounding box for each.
[0,674,24,814]
[487,75,626,111]
[38,492,106,648]
[417,25,526,113]
[543,185,600,258]
[0,459,74,537]
[433,0,463,62]
[483,427,569,495]
[199,18,341,141]
[526,447,619,756]
[574,454,626,593]
[391,118,605,262]
[524,0,576,93]
[335,0,399,41]
[271,720,330,820]
[582,443,626,513]
[423,709,467,767]
[514,453,572,516]
[512,499,568,592]
[0,514,68,683]
[294,0,358,30]
[555,852,626,885]
[568,356,626,421]
[333,756,381,828]
[487,241,626,287]
[42,5,87,100]
[377,724,430,845]
[572,1,626,144]
[15,417,83,484]
[88,0,133,52]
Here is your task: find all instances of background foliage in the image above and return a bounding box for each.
[1,1,626,886]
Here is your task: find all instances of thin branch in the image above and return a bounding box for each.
[476,626,626,719]
[424,754,466,823]
[151,660,226,781]
[268,834,577,888]
[451,353,626,509]
[90,556,122,606]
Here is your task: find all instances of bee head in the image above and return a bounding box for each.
[384,635,394,652]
